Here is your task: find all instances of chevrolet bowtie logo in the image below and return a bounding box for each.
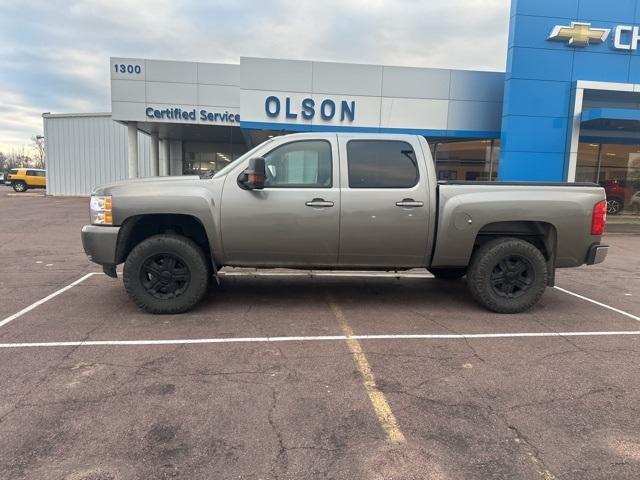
[548,22,611,47]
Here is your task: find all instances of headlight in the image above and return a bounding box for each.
[90,195,113,225]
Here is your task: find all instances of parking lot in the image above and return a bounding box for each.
[0,187,639,480]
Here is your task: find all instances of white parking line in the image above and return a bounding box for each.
[2,269,639,348]
[0,272,101,329]
[0,330,639,349]
[554,286,640,323]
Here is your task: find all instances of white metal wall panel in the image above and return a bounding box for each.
[198,84,240,107]
[146,82,198,105]
[197,63,239,86]
[382,66,451,99]
[109,56,504,135]
[111,58,242,126]
[239,57,505,133]
[146,59,197,83]
[447,100,503,132]
[111,79,145,102]
[380,97,449,130]
[449,71,504,102]
[44,114,151,196]
[240,57,313,92]
[312,62,383,96]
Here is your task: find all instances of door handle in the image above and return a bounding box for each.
[305,198,334,208]
[395,198,424,208]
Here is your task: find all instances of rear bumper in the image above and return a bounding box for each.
[586,243,608,265]
[81,225,120,266]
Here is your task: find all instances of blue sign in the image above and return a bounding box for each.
[264,96,356,122]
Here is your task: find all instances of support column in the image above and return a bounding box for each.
[161,139,170,176]
[127,122,139,179]
[150,131,159,177]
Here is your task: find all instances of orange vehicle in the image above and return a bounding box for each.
[6,168,46,192]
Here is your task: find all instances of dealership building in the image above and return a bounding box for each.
[44,0,640,215]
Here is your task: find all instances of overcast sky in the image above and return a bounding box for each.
[0,0,510,151]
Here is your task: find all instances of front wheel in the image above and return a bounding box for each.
[467,238,547,314]
[123,234,209,314]
[12,181,27,192]
[606,198,623,215]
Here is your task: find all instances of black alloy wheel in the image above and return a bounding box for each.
[140,253,191,299]
[490,255,534,299]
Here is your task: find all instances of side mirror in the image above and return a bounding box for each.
[238,157,266,190]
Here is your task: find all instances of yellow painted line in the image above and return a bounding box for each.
[327,294,406,444]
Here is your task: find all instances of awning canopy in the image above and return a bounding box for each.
[581,108,640,132]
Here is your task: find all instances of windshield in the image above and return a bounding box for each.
[213,139,274,179]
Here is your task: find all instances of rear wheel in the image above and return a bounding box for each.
[123,234,209,314]
[428,267,466,280]
[12,181,27,192]
[467,238,547,314]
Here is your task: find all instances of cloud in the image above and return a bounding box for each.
[0,0,510,150]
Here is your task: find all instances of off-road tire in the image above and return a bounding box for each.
[428,267,467,280]
[12,181,27,192]
[467,237,547,314]
[123,234,209,314]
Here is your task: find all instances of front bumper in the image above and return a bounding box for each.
[586,243,608,265]
[81,225,120,266]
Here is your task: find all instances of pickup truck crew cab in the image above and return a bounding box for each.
[81,133,608,314]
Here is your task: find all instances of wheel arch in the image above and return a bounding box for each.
[472,221,557,286]
[115,214,212,266]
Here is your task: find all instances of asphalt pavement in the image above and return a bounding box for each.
[0,186,639,480]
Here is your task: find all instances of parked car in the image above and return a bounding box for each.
[0,173,4,185]
[6,168,46,192]
[601,179,636,215]
[81,133,608,315]
[630,191,640,213]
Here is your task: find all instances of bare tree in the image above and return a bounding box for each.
[4,149,31,170]
[31,135,45,169]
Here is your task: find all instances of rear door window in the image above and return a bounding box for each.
[347,140,419,188]
[26,170,36,176]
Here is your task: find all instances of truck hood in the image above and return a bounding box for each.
[91,175,202,196]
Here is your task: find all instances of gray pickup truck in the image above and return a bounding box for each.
[81,133,608,315]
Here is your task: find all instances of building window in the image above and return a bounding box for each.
[183,142,247,177]
[575,143,600,182]
[431,139,499,181]
[576,141,640,216]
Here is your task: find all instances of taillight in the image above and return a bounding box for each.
[591,200,607,236]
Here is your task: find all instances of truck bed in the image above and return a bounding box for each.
[432,182,605,269]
